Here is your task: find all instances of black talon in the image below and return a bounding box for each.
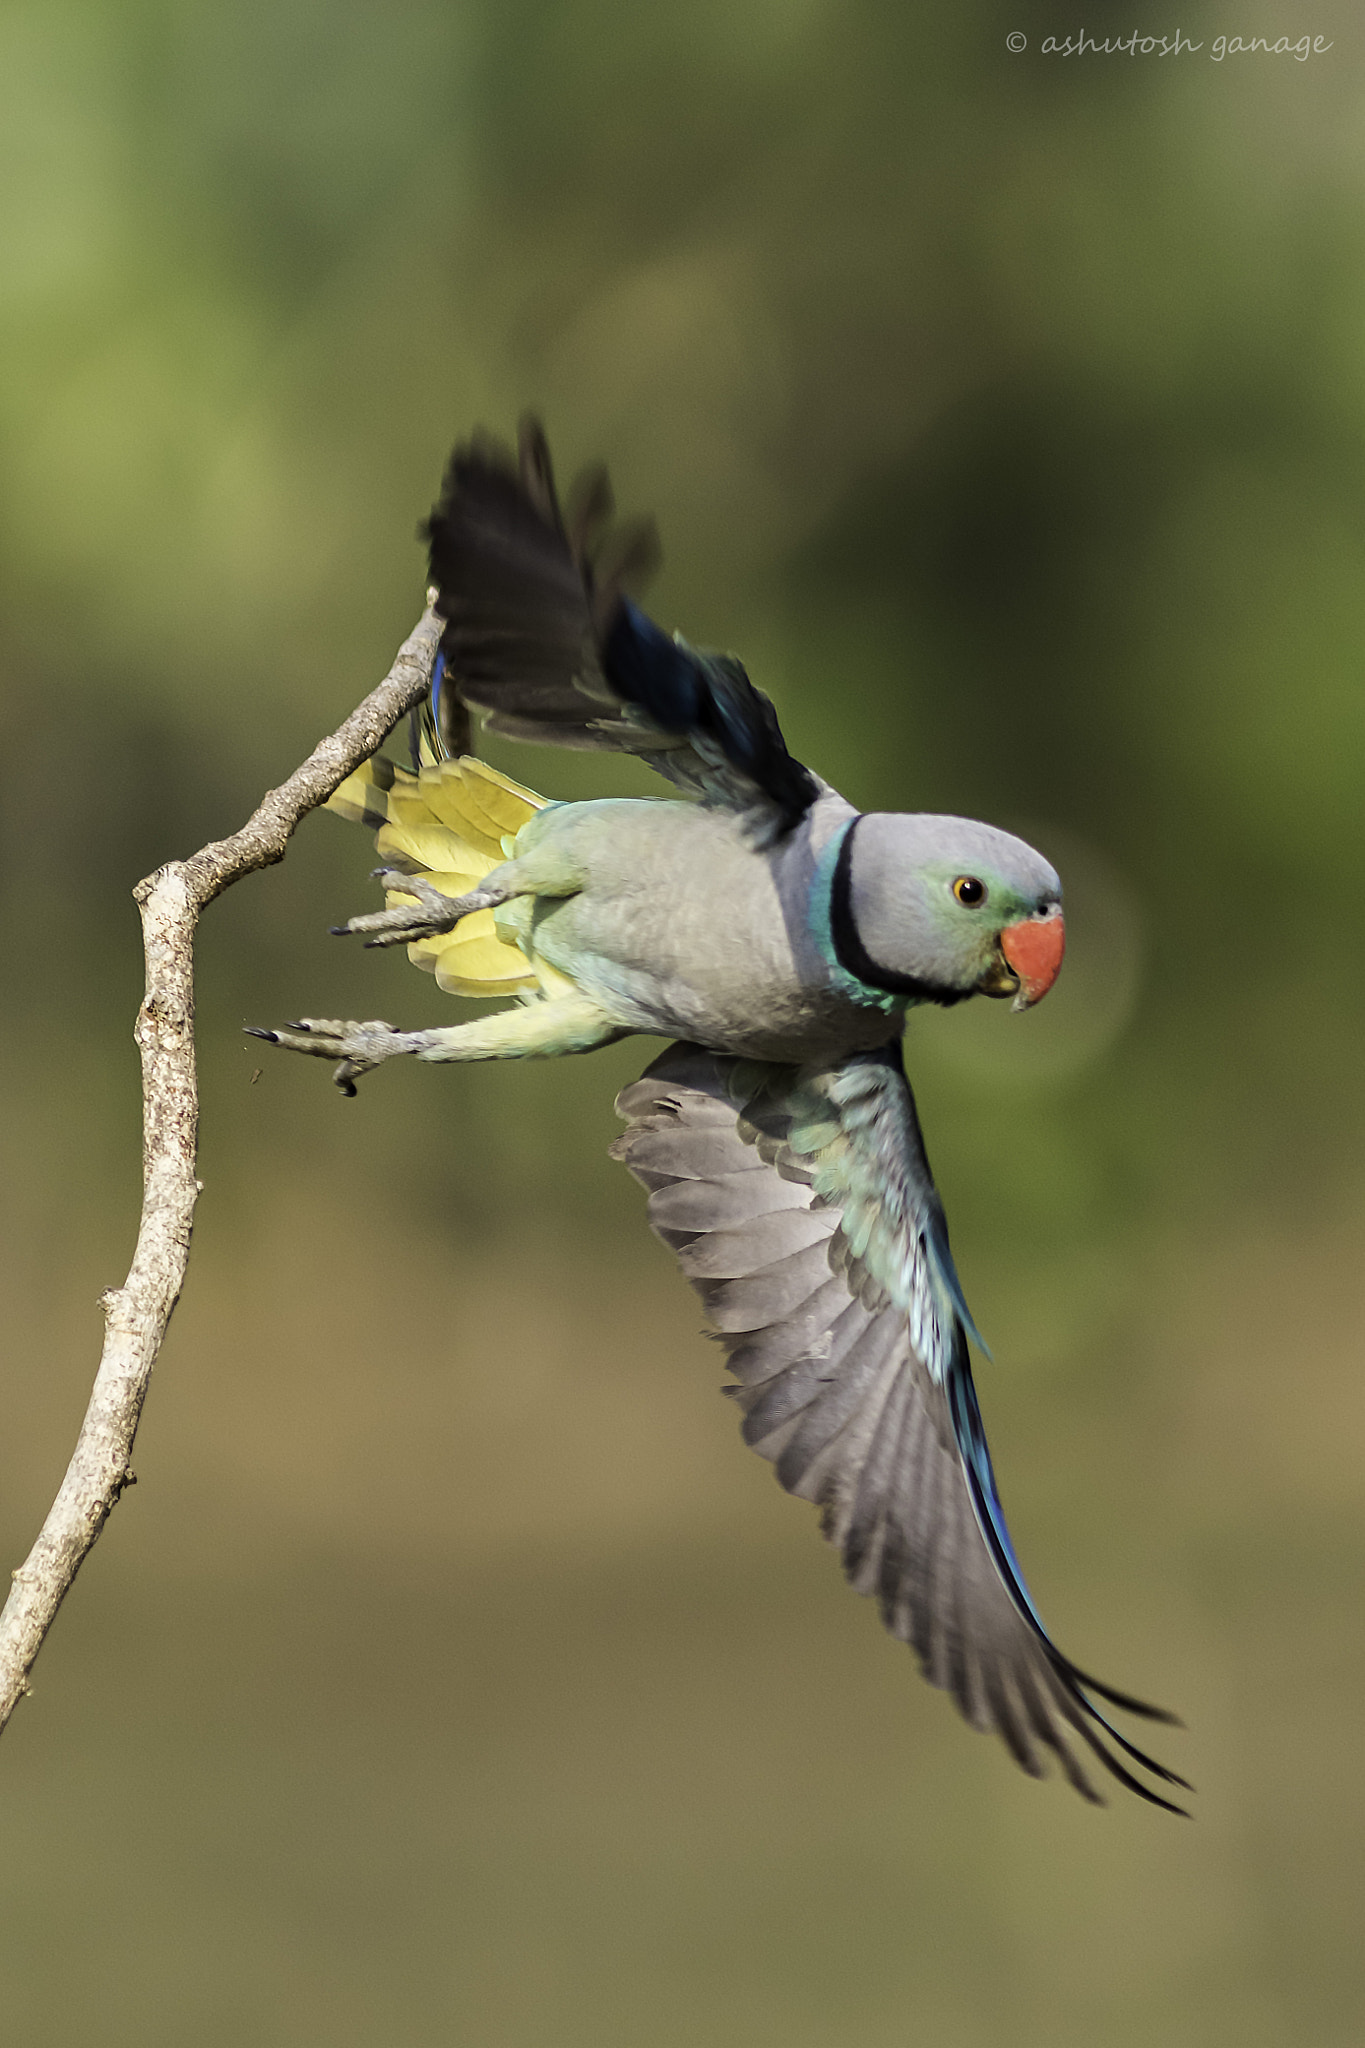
[244,1027,279,1043]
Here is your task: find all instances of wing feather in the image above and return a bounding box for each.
[675,1207,835,1280]
[721,1278,856,1390]
[695,1238,838,1334]
[649,1170,812,1233]
[610,1041,1188,1811]
[424,417,819,830]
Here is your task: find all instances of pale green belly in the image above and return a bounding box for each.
[498,798,901,1063]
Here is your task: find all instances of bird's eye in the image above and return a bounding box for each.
[952,875,987,907]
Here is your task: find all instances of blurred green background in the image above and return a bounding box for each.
[1,1,1363,2040]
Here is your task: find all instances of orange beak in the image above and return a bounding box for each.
[999,908,1066,1010]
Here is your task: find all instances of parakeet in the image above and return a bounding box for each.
[252,419,1185,1811]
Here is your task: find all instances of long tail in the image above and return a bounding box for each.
[326,754,546,996]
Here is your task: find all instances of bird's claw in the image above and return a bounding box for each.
[244,1018,405,1096]
[329,869,470,949]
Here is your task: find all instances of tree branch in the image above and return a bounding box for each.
[0,605,442,1736]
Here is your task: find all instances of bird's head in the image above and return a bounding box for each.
[831,812,1065,1011]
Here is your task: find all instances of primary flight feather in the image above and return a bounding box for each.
[253,417,1185,1811]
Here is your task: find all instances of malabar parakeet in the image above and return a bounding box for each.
[253,419,1185,1811]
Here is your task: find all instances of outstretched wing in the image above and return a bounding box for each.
[610,1042,1188,1810]
[423,417,819,831]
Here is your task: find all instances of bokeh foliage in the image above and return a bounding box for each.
[1,2,1363,2042]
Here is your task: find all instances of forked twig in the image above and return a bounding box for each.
[0,606,441,1735]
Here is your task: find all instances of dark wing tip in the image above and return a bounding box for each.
[564,460,614,561]
[516,412,560,525]
[422,420,816,823]
[424,416,622,610]
[1058,1660,1186,1728]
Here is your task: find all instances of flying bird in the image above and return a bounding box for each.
[252,418,1186,1810]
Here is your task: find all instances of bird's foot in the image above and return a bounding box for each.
[330,869,498,949]
[244,1017,410,1096]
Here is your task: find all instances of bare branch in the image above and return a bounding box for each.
[0,606,442,1736]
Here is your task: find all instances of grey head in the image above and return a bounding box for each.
[831,812,1065,1011]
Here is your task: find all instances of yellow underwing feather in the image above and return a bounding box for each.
[529,955,581,1001]
[407,758,542,861]
[326,756,397,830]
[433,915,540,995]
[374,818,488,874]
[325,755,548,995]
